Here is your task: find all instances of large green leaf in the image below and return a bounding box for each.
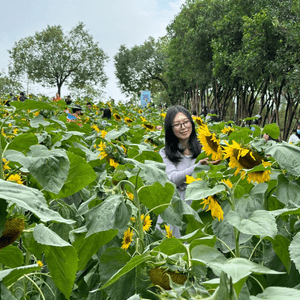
[152,238,187,256]
[289,231,300,274]
[266,235,291,273]
[0,180,74,224]
[265,143,300,176]
[30,114,50,128]
[227,210,277,238]
[0,282,18,300]
[27,145,70,194]
[250,287,300,299]
[0,265,40,287]
[127,158,168,186]
[104,127,130,141]
[262,123,280,139]
[134,151,163,163]
[6,133,38,153]
[33,224,78,299]
[10,99,56,110]
[185,180,225,201]
[276,174,300,205]
[85,194,131,237]
[99,251,151,290]
[138,182,174,215]
[0,246,23,268]
[54,151,97,198]
[73,229,118,271]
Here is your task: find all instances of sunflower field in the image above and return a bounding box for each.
[1,95,300,300]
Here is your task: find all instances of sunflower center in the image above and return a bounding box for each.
[234,149,262,169]
[205,135,219,152]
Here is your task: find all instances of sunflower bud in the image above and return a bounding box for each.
[0,217,25,250]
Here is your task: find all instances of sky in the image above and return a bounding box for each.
[0,0,185,102]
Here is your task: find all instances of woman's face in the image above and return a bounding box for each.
[172,112,192,141]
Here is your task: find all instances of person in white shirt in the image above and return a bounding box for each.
[288,122,300,143]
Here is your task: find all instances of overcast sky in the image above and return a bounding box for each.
[0,0,185,101]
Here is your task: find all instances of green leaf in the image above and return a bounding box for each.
[138,182,174,215]
[266,235,291,273]
[276,174,300,205]
[134,151,163,163]
[10,99,56,110]
[85,194,131,237]
[27,145,70,194]
[185,180,225,201]
[0,180,74,224]
[6,133,38,153]
[234,185,245,199]
[73,229,118,271]
[289,232,300,274]
[30,114,50,128]
[262,123,280,139]
[152,238,187,256]
[265,143,300,176]
[0,282,18,300]
[33,224,78,299]
[99,252,151,290]
[0,265,40,287]
[104,127,130,142]
[0,246,24,268]
[54,151,97,198]
[250,287,300,299]
[227,210,277,238]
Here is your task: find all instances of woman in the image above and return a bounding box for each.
[158,106,219,237]
[288,122,300,143]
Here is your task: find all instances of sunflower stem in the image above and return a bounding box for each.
[234,228,240,258]
[117,180,144,254]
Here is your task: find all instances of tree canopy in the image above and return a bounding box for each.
[8,22,109,95]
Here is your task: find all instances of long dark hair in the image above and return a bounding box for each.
[164,105,202,163]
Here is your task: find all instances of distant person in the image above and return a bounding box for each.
[65,95,72,105]
[200,106,208,118]
[67,105,82,126]
[263,133,279,142]
[158,104,162,110]
[208,109,220,122]
[250,115,262,131]
[102,108,111,120]
[19,92,27,102]
[53,93,61,101]
[288,122,300,143]
[86,102,92,111]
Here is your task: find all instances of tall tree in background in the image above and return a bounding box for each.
[114,37,169,100]
[8,22,109,96]
[0,70,23,95]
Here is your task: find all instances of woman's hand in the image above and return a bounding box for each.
[200,158,221,165]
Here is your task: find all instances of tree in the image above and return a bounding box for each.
[114,37,169,99]
[8,22,109,96]
[0,70,23,95]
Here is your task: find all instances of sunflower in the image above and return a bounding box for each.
[100,130,107,138]
[186,175,202,184]
[7,174,23,185]
[3,159,10,171]
[96,141,108,160]
[247,161,272,184]
[221,179,233,188]
[193,116,204,126]
[126,191,134,201]
[223,140,271,183]
[109,159,119,169]
[33,111,40,117]
[160,113,166,118]
[113,113,122,121]
[138,109,143,114]
[140,116,147,122]
[141,214,152,232]
[124,117,133,124]
[165,225,174,238]
[221,126,234,135]
[143,124,155,131]
[201,196,223,221]
[121,145,127,154]
[121,228,134,250]
[197,125,222,160]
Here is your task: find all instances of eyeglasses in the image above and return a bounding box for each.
[172,120,191,130]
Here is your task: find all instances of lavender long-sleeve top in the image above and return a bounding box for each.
[159,148,201,201]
